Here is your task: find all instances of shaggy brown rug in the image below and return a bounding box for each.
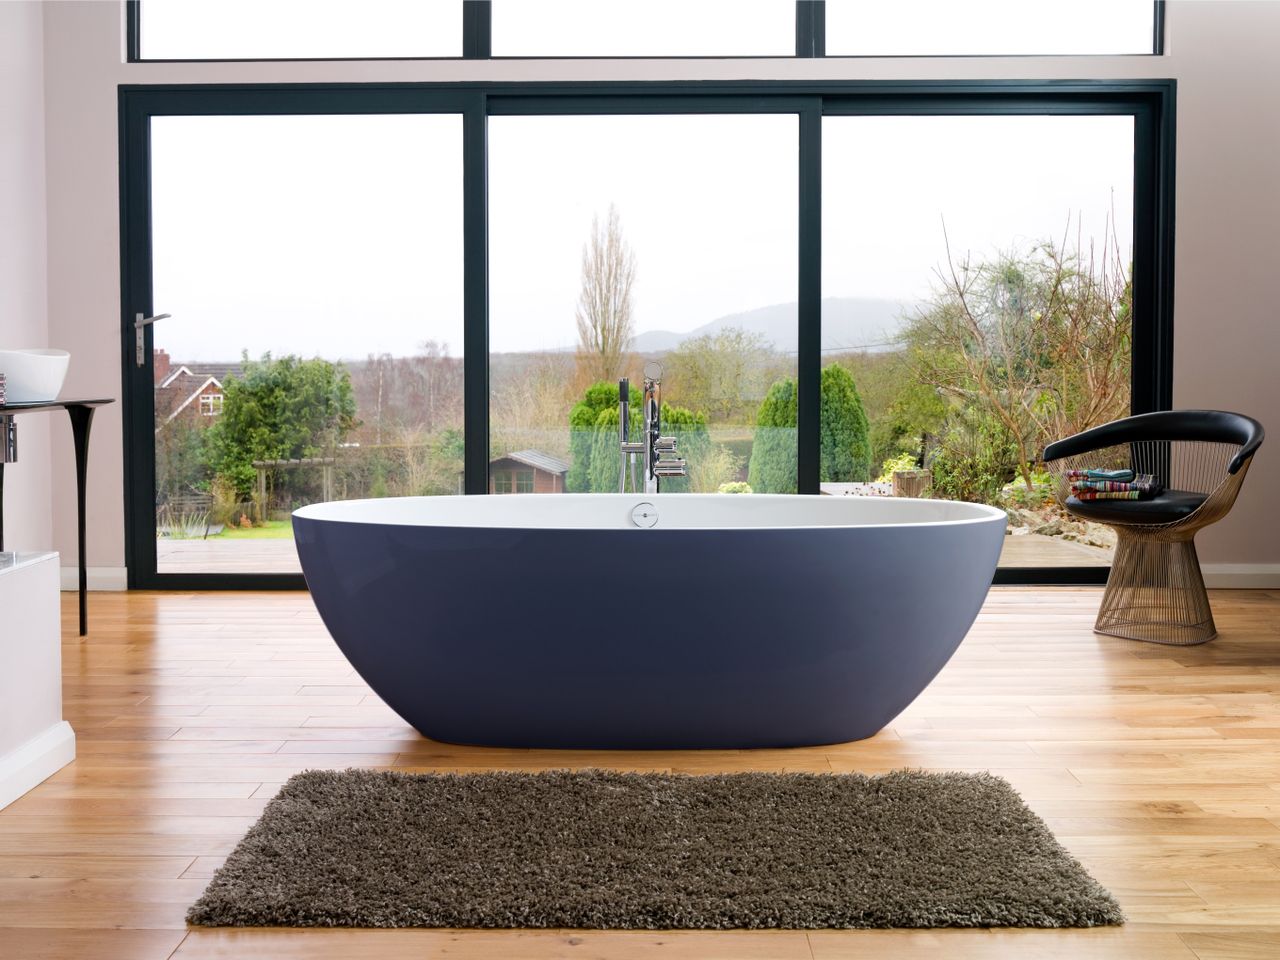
[187,769,1122,929]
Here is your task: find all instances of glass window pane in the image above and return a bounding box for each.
[151,114,464,574]
[489,114,798,495]
[825,0,1155,56]
[822,114,1134,569]
[139,0,462,60]
[491,0,795,57]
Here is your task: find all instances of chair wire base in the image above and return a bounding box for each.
[1095,530,1216,645]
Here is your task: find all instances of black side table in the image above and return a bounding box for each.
[0,398,113,636]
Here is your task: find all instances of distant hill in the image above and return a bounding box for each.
[630,297,917,355]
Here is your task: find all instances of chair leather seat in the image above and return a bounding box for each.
[1065,489,1208,526]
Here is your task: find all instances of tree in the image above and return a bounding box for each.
[207,352,357,500]
[490,350,577,463]
[871,374,947,471]
[567,381,637,492]
[903,222,1131,492]
[747,378,798,493]
[746,365,873,492]
[154,418,208,502]
[819,364,872,483]
[667,326,774,424]
[350,341,463,444]
[575,204,637,384]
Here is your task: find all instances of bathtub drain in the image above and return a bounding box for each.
[630,502,658,528]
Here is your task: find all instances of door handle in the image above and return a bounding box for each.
[134,313,172,367]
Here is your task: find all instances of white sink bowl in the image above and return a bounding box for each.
[0,349,71,404]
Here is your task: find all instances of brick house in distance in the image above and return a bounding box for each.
[153,349,239,428]
[489,450,570,494]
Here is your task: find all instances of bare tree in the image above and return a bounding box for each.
[905,215,1132,492]
[349,342,464,445]
[490,351,577,459]
[575,204,637,384]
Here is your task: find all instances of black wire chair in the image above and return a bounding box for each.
[1043,411,1264,645]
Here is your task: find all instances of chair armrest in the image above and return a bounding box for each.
[1044,410,1264,470]
[1228,444,1262,475]
[1043,421,1135,464]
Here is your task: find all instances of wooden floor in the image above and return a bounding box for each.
[2,589,1279,960]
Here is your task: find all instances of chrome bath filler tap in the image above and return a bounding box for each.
[619,361,687,494]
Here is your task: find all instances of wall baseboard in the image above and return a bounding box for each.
[1202,564,1280,589]
[52,565,1279,591]
[59,567,128,591]
[0,722,76,811]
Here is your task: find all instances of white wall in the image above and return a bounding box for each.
[37,0,1280,583]
[0,1,54,554]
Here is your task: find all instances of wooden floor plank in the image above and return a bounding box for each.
[1179,930,1280,960]
[0,588,1276,959]
[170,928,816,960]
[0,928,188,960]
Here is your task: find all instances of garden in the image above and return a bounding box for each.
[156,225,1130,566]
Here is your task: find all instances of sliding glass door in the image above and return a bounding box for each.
[488,113,799,496]
[144,111,465,576]
[822,114,1136,570]
[120,83,1173,588]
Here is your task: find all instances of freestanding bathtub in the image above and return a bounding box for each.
[294,494,1006,749]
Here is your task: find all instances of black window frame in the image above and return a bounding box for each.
[126,1,1165,63]
[119,79,1175,590]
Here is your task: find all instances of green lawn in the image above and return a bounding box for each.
[211,520,295,540]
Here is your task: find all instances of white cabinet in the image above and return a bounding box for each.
[0,552,75,810]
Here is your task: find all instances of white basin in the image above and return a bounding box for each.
[0,349,71,404]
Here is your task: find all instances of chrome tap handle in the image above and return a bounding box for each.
[618,378,630,492]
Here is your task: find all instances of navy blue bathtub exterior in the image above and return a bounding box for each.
[294,503,1005,749]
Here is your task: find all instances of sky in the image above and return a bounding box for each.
[144,4,1140,363]
[141,0,1154,59]
[822,114,1134,348]
[151,110,1132,362]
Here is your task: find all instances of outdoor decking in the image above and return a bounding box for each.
[158,539,303,575]
[156,531,1109,575]
[999,533,1111,567]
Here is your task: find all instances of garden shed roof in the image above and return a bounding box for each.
[496,450,571,475]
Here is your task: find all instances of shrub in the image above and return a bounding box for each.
[689,443,742,494]
[571,383,710,493]
[929,412,1020,504]
[154,419,209,503]
[876,452,919,483]
[720,436,755,470]
[655,403,710,494]
[747,366,872,492]
[718,481,752,494]
[568,382,638,492]
[1002,469,1055,509]
[747,378,798,493]
[819,364,871,483]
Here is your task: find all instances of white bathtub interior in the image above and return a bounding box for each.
[294,493,1007,531]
